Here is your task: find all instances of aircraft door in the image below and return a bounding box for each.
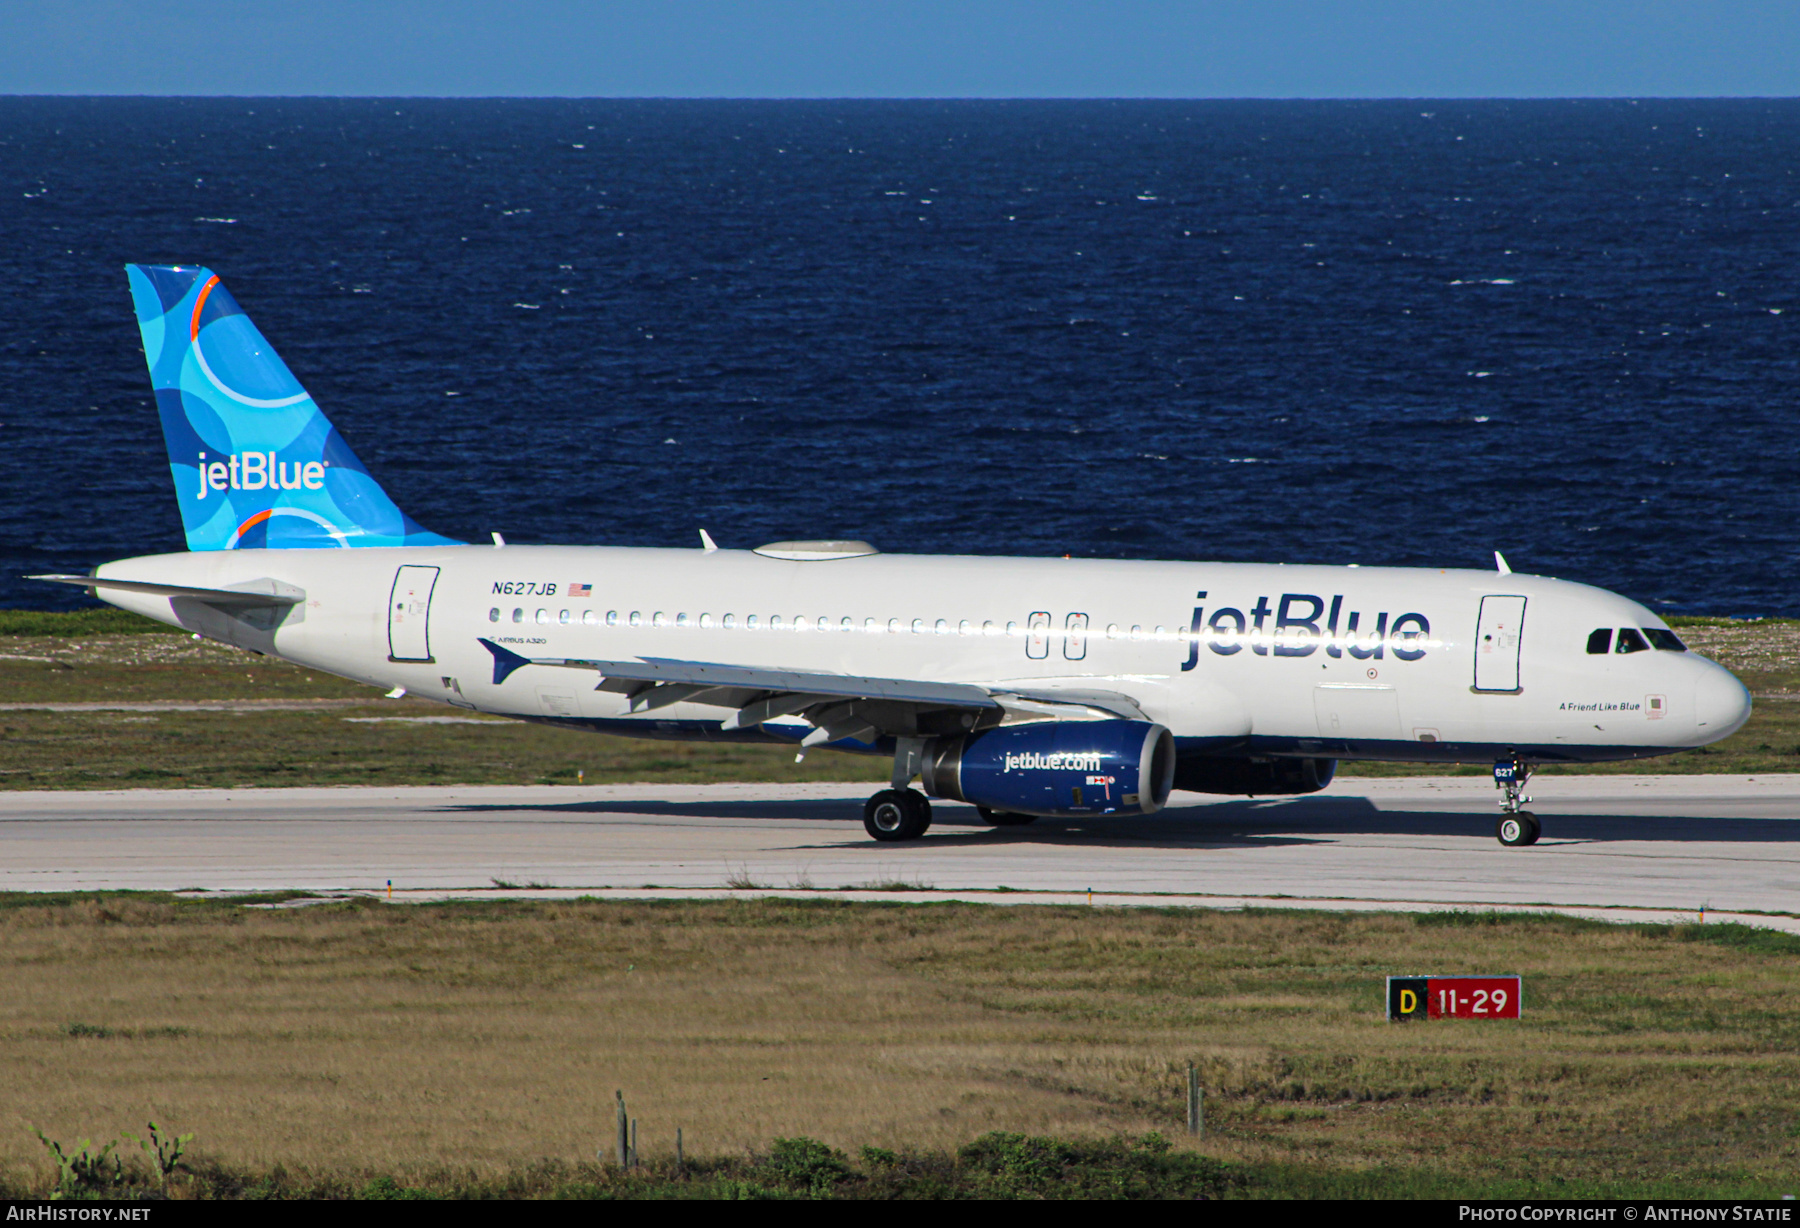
[388,565,440,663]
[1026,612,1050,659]
[1473,595,1526,693]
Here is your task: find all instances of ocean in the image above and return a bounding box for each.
[1,98,1795,614]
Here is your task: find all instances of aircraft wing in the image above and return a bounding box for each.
[476,639,1145,744]
[479,639,994,706]
[585,656,999,708]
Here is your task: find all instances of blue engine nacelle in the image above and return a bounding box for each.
[920,720,1176,817]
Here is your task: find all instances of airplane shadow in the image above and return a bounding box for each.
[436,793,1800,851]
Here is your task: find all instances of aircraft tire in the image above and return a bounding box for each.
[865,789,931,842]
[1496,812,1540,847]
[976,806,1038,827]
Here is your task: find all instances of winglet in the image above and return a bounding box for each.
[1494,551,1512,575]
[699,529,718,553]
[478,637,532,685]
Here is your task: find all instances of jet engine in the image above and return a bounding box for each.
[920,719,1175,817]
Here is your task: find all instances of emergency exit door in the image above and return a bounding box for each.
[388,565,440,663]
[1473,595,1526,693]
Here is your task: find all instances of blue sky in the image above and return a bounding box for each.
[3,0,1798,97]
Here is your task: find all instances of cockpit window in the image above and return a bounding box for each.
[1643,627,1687,652]
[1586,628,1613,655]
[1615,627,1651,654]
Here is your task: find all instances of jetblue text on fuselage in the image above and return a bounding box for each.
[1181,592,1431,670]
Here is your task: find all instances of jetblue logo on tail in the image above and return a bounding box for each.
[195,452,326,497]
[126,264,460,551]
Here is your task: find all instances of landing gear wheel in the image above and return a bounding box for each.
[976,806,1038,827]
[1497,811,1541,847]
[864,789,932,842]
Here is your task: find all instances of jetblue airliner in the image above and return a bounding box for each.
[33,266,1752,847]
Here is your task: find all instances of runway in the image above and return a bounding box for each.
[3,775,1797,928]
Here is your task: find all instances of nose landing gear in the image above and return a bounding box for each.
[1493,757,1540,847]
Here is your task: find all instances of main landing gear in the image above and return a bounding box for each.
[864,789,931,842]
[864,737,934,842]
[1493,757,1540,847]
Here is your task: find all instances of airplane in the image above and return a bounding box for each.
[31,265,1753,848]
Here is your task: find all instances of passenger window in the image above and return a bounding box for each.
[935,619,949,635]
[676,613,689,627]
[652,612,667,627]
[723,614,736,629]
[629,611,642,627]
[887,618,900,634]
[911,619,924,634]
[488,608,500,623]
[512,608,523,623]
[1106,624,1119,639]
[583,610,597,626]
[559,609,571,625]
[699,613,713,629]
[1130,625,1143,641]
[1586,628,1611,654]
[536,609,549,624]
[747,614,759,629]
[959,620,973,636]
[1644,627,1687,652]
[606,610,618,626]
[841,617,853,632]
[1615,628,1650,654]
[864,618,877,632]
[794,616,809,632]
[983,621,999,636]
[771,615,785,630]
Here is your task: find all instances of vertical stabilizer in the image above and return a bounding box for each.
[126,264,459,550]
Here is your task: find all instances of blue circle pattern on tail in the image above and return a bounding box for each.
[126,264,461,551]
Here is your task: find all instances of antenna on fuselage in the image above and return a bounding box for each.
[699,529,719,553]
[1494,550,1512,575]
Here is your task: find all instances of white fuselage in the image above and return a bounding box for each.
[90,544,1751,767]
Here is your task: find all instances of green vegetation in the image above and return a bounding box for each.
[2,897,1799,1198]
[0,607,184,637]
[0,707,888,789]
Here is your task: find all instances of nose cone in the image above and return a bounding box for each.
[1694,663,1752,743]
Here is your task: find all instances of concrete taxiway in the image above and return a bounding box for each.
[2,775,1797,928]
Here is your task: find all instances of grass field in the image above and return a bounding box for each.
[2,610,1796,789]
[2,896,1797,1199]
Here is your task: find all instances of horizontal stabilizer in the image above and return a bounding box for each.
[30,574,304,607]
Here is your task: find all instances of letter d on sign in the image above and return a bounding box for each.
[1387,976,1428,1021]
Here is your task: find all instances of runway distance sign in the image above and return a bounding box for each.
[1387,975,1521,1021]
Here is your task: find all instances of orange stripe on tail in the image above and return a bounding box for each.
[190,274,221,341]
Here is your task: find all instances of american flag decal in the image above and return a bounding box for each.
[569,583,592,597]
